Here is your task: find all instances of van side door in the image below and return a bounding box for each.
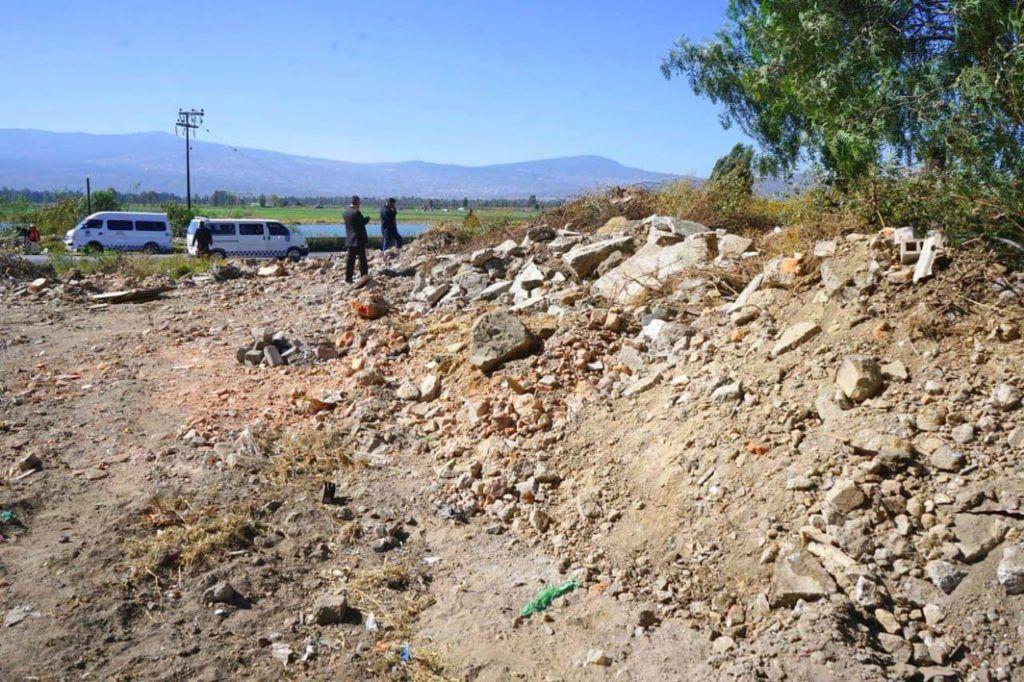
[105,219,134,250]
[237,222,266,256]
[209,222,238,252]
[266,222,292,256]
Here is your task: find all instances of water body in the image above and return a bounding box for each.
[293,223,429,239]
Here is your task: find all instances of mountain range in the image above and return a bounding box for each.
[0,129,681,199]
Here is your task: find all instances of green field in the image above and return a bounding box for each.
[123,203,540,225]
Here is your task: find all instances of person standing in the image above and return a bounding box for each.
[343,195,370,283]
[380,197,402,251]
[26,224,40,254]
[193,221,213,257]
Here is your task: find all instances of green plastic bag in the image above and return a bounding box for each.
[520,578,579,618]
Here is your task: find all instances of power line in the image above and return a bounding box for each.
[175,109,204,210]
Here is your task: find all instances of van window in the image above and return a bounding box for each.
[107,220,133,230]
[84,219,103,228]
[267,223,289,236]
[135,221,167,232]
[210,223,236,236]
[239,223,264,236]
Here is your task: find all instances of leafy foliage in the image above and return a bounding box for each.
[81,188,121,213]
[161,202,196,238]
[709,143,755,195]
[663,1,1024,185]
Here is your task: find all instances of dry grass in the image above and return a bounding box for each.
[342,556,447,681]
[259,424,360,487]
[126,495,260,577]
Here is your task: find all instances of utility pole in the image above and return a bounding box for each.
[85,177,92,214]
[175,109,204,210]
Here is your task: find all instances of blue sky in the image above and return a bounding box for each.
[2,0,745,175]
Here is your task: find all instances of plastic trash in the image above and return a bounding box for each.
[520,578,579,618]
[400,643,411,662]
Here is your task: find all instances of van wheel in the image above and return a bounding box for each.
[85,241,103,253]
[286,248,303,262]
[142,242,161,254]
[211,250,227,260]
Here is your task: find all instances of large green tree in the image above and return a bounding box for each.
[662,1,1024,184]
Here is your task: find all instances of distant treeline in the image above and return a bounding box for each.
[0,187,556,210]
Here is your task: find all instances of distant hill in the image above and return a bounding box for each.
[0,129,680,199]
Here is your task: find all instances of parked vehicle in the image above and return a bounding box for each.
[64,212,172,253]
[185,218,308,260]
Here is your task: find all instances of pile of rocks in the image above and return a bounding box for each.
[235,326,338,368]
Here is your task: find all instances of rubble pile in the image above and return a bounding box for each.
[314,214,1023,679]
[3,212,1023,680]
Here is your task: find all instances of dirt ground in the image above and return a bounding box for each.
[2,226,1023,681]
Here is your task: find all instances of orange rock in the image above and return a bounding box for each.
[745,441,769,456]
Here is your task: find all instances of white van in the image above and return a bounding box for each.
[64,212,173,253]
[186,218,308,260]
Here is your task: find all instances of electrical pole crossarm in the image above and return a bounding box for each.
[175,109,204,211]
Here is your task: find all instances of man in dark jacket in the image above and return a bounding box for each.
[343,195,370,283]
[193,221,213,257]
[380,197,402,251]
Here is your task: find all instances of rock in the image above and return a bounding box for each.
[585,649,611,666]
[526,226,556,242]
[784,475,815,491]
[203,581,237,604]
[16,453,42,472]
[901,577,942,607]
[718,234,754,257]
[929,446,965,472]
[263,345,285,367]
[916,405,947,432]
[577,494,602,520]
[420,283,451,306]
[922,604,945,627]
[1008,427,1024,449]
[314,344,338,361]
[997,544,1024,594]
[878,633,913,664]
[352,291,387,319]
[712,636,736,654]
[853,577,882,608]
[925,560,965,595]
[311,593,351,625]
[881,360,909,381]
[770,544,836,607]
[770,322,821,358]
[476,280,513,301]
[468,311,537,373]
[514,260,545,290]
[624,374,660,397]
[470,248,495,267]
[270,642,294,666]
[395,381,420,401]
[596,216,635,234]
[835,356,883,402]
[640,319,686,351]
[562,235,634,278]
[257,262,287,277]
[593,234,716,305]
[28,277,48,292]
[727,273,764,313]
[990,383,1021,411]
[824,479,866,516]
[813,240,837,258]
[711,381,743,402]
[419,374,441,402]
[529,508,551,533]
[950,424,975,444]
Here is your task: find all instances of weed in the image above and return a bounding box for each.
[125,495,260,577]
